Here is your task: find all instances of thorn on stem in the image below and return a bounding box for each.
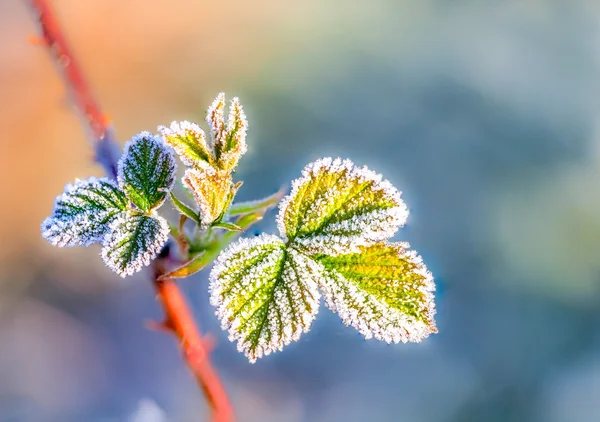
[145,319,175,333]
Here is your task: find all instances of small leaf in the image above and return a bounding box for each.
[216,180,242,222]
[169,192,200,223]
[229,186,286,216]
[118,132,177,212]
[158,121,214,169]
[42,177,128,247]
[207,93,248,171]
[206,93,226,148]
[316,242,436,343]
[183,167,232,227]
[212,221,243,232]
[277,158,408,255]
[101,212,170,277]
[158,251,208,280]
[209,235,321,362]
[233,211,266,232]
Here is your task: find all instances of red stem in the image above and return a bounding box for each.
[26,0,120,178]
[26,1,234,420]
[153,275,234,422]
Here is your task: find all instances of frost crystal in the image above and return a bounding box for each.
[118,132,177,212]
[317,242,436,343]
[182,167,233,227]
[43,134,177,277]
[209,235,321,362]
[157,121,214,169]
[210,157,436,361]
[277,157,408,254]
[158,94,248,227]
[41,177,128,247]
[206,93,226,147]
[159,93,247,173]
[101,212,170,277]
[206,93,248,171]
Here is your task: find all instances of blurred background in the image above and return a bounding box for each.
[1,0,599,421]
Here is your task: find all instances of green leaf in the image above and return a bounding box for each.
[207,93,248,171]
[316,242,437,343]
[216,181,242,223]
[212,221,243,232]
[41,177,128,247]
[229,186,286,216]
[209,235,321,362]
[169,192,200,223]
[277,158,408,255]
[183,167,232,227]
[101,212,170,277]
[158,121,215,168]
[118,132,177,212]
[158,251,208,280]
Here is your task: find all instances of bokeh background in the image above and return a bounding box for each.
[1,0,600,421]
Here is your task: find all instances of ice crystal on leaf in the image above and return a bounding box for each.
[209,235,321,362]
[277,157,408,255]
[206,93,248,171]
[158,93,247,227]
[42,133,177,277]
[101,212,170,278]
[158,93,247,173]
[210,158,436,362]
[182,167,233,227]
[118,132,177,212]
[316,242,436,343]
[158,121,214,170]
[206,93,226,149]
[41,177,128,247]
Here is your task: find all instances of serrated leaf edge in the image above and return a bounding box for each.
[100,212,170,278]
[117,131,177,212]
[276,157,408,250]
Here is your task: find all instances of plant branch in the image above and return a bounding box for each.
[27,1,234,420]
[153,256,234,422]
[26,0,120,178]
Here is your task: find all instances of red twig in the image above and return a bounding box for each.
[153,260,234,422]
[26,1,234,420]
[26,0,120,178]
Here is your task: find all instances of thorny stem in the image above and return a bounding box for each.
[26,1,234,420]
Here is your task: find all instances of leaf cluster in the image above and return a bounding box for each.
[42,94,437,361]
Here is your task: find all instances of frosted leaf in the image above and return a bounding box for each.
[182,167,233,227]
[118,132,177,212]
[158,121,214,169]
[101,212,170,277]
[207,93,248,171]
[277,158,408,255]
[206,92,226,147]
[41,177,128,247]
[209,235,321,362]
[317,242,436,343]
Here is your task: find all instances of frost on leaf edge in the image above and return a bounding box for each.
[41,176,126,247]
[117,131,177,211]
[209,234,322,362]
[318,241,437,344]
[157,121,214,170]
[275,157,409,252]
[100,212,170,278]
